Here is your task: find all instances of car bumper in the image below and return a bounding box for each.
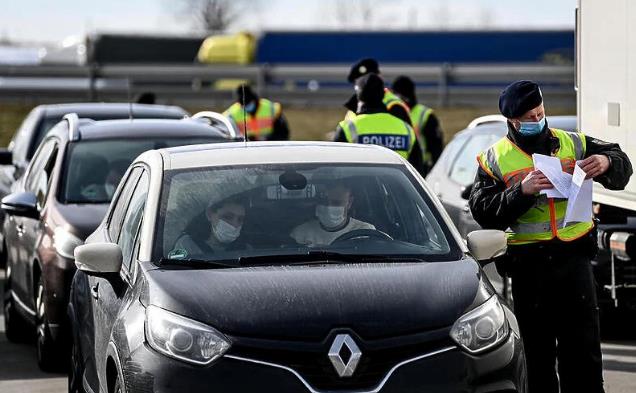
[122,331,526,393]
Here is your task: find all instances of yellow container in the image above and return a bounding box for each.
[197,32,256,65]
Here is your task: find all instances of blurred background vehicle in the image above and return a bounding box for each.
[1,114,236,371]
[0,103,188,257]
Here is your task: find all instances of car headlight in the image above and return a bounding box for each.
[145,305,231,365]
[450,295,509,354]
[53,228,84,259]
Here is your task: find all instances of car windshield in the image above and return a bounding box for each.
[61,138,215,204]
[155,163,463,265]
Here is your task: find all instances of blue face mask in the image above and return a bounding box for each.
[244,101,256,112]
[518,117,546,136]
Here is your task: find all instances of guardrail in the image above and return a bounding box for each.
[0,63,575,108]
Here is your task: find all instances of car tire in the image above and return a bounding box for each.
[3,264,31,343]
[68,328,86,393]
[35,275,63,372]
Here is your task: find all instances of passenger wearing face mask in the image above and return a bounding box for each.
[469,80,632,393]
[223,84,290,141]
[171,196,247,257]
[290,182,374,246]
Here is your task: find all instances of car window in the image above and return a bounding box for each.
[155,164,463,264]
[61,137,216,204]
[25,139,58,209]
[449,133,501,186]
[10,108,41,163]
[118,171,149,272]
[435,134,469,175]
[108,167,142,242]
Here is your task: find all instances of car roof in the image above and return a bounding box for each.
[48,118,230,142]
[453,114,577,140]
[39,103,188,119]
[161,141,405,170]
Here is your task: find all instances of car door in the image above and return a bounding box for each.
[87,167,148,391]
[7,138,57,306]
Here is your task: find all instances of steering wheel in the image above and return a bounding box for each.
[331,229,393,244]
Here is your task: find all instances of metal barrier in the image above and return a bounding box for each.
[0,63,575,108]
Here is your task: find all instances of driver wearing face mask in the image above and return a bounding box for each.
[290,183,374,246]
[170,196,247,258]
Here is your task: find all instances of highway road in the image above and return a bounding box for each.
[1,270,635,393]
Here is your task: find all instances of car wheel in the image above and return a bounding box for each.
[3,264,31,342]
[68,328,86,393]
[35,275,62,372]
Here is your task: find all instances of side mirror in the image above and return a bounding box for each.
[460,184,473,200]
[0,148,12,165]
[1,192,39,219]
[467,230,507,265]
[74,243,122,275]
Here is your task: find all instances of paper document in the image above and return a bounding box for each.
[563,164,593,226]
[531,153,593,227]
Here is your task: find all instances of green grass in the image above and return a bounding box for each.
[0,103,574,148]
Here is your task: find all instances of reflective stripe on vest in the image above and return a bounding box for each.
[339,113,416,159]
[224,99,279,140]
[477,128,593,245]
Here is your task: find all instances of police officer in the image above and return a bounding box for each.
[333,73,425,174]
[391,75,444,174]
[223,84,290,141]
[469,80,633,393]
[343,58,412,125]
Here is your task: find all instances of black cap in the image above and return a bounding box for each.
[355,73,385,105]
[235,84,258,105]
[498,80,543,118]
[391,75,416,106]
[347,58,380,83]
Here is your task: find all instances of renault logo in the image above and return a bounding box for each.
[328,334,362,377]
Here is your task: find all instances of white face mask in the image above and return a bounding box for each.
[212,219,241,243]
[315,205,347,229]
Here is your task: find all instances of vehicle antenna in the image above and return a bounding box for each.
[241,84,248,146]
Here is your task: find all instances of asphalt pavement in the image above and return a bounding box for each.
[0,270,635,393]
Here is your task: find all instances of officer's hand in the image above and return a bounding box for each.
[521,170,553,195]
[579,154,610,179]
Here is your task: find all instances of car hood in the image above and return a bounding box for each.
[145,259,484,340]
[51,203,109,240]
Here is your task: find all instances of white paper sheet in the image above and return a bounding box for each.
[530,153,593,227]
[532,153,571,197]
[563,164,593,226]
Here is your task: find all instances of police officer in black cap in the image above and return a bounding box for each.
[469,80,632,393]
[343,58,412,125]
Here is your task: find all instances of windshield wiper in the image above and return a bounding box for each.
[158,258,238,269]
[234,251,426,266]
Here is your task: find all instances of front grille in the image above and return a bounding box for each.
[228,329,454,391]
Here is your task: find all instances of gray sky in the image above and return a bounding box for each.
[2,0,576,44]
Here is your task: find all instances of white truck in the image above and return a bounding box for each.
[577,0,636,312]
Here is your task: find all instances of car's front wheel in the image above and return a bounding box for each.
[3,264,31,342]
[68,326,86,393]
[35,275,63,372]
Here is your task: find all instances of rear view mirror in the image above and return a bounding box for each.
[75,243,122,275]
[1,192,39,219]
[0,148,12,165]
[467,230,507,264]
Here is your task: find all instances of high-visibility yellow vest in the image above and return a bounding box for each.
[224,98,281,140]
[477,128,593,245]
[339,113,416,159]
[410,103,434,162]
[345,89,411,121]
